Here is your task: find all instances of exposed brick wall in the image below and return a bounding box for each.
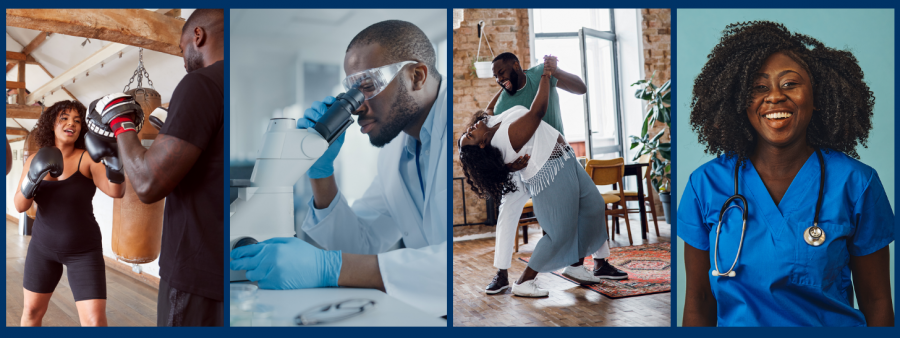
[452,9,530,236]
[641,9,672,214]
[642,9,671,87]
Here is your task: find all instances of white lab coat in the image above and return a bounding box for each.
[302,79,447,317]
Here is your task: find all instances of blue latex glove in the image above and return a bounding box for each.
[297,96,344,179]
[230,237,342,290]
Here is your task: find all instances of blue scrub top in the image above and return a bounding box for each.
[678,150,894,326]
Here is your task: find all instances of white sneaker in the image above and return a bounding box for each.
[562,265,601,285]
[512,278,549,297]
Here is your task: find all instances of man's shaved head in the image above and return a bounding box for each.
[492,52,519,65]
[183,9,224,36]
[347,20,439,79]
[180,9,224,72]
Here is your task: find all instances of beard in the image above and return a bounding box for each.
[184,43,205,73]
[367,78,421,148]
[502,69,521,95]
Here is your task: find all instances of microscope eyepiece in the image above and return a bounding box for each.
[313,88,364,145]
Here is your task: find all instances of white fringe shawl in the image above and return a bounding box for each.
[521,143,574,196]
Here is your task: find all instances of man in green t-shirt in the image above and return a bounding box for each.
[486,52,585,135]
[481,53,628,296]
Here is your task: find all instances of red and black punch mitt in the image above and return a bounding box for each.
[86,93,145,142]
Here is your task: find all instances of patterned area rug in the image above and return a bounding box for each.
[518,242,671,298]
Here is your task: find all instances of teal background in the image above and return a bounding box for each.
[675,9,895,326]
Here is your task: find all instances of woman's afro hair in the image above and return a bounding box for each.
[690,21,874,160]
[32,100,88,149]
[458,111,518,202]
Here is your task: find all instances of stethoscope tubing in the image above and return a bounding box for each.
[712,149,824,278]
[714,204,746,277]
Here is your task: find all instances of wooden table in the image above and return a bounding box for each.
[623,162,650,240]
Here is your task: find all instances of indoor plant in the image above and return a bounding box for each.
[628,72,672,222]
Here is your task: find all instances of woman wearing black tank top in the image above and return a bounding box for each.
[13,100,124,326]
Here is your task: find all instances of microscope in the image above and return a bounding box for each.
[230,89,364,281]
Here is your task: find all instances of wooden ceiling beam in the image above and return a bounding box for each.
[6,104,42,119]
[7,81,26,89]
[8,136,27,143]
[6,9,184,57]
[5,54,84,104]
[25,42,129,105]
[35,63,79,104]
[7,32,50,73]
[6,51,37,64]
[6,127,29,136]
[21,32,49,55]
[6,51,26,61]
[17,59,26,104]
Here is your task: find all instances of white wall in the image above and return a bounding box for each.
[6,140,26,217]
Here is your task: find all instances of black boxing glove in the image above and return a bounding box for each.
[86,93,145,142]
[103,156,124,184]
[85,132,124,184]
[21,147,63,199]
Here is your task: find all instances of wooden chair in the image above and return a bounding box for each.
[623,155,661,237]
[515,199,539,252]
[585,158,634,245]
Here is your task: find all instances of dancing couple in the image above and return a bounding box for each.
[459,52,628,297]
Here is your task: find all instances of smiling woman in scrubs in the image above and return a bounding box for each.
[679,21,894,327]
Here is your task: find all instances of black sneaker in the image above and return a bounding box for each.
[594,261,629,280]
[485,270,510,294]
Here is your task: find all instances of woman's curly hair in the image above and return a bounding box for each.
[690,21,874,160]
[32,100,88,149]
[458,110,517,201]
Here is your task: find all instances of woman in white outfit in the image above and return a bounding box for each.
[459,63,623,297]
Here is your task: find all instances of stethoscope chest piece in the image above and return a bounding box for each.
[803,224,826,246]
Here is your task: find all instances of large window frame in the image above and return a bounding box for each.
[529,9,625,159]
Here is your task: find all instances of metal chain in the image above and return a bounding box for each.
[123,48,155,92]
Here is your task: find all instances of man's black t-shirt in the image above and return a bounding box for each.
[157,60,224,301]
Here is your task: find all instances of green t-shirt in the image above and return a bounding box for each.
[493,63,563,136]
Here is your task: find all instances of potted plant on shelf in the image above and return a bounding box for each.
[628,72,672,223]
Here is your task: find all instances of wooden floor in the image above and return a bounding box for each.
[453,217,671,327]
[6,219,158,326]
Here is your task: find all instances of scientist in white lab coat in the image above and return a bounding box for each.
[230,20,447,318]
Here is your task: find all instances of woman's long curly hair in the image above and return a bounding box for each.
[458,110,518,201]
[32,100,88,149]
[691,21,874,160]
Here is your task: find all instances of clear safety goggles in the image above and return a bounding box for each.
[342,61,417,100]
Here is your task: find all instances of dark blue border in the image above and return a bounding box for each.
[223,7,232,326]
[446,7,455,325]
[2,3,898,334]
[670,8,679,328]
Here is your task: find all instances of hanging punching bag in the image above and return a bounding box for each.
[111,88,165,264]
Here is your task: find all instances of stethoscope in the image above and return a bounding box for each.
[712,148,826,278]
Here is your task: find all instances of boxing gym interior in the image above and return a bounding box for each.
[6,9,196,326]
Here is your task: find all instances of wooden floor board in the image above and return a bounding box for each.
[453,217,671,327]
